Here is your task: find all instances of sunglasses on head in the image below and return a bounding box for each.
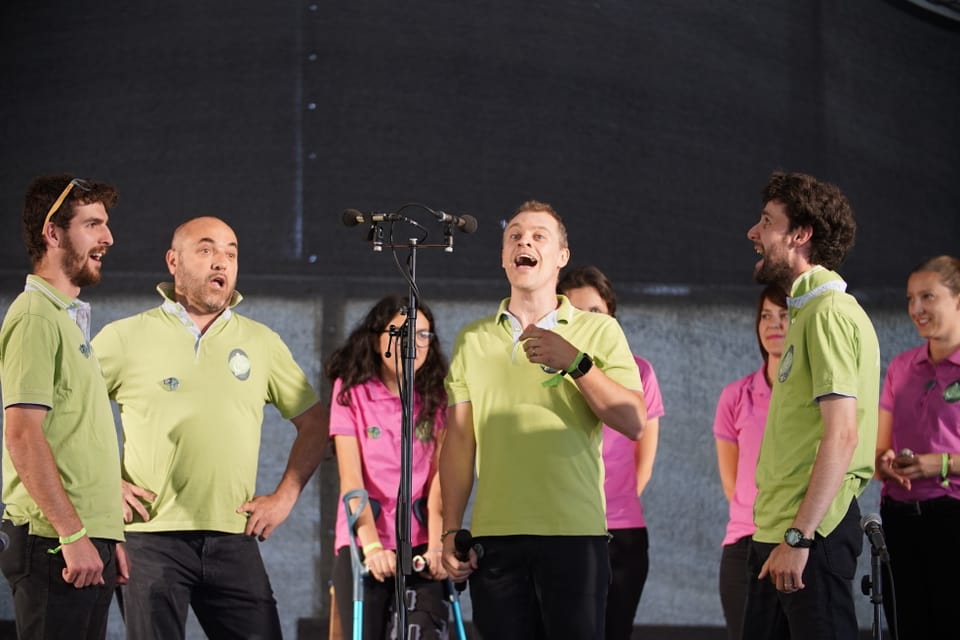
[41,178,92,237]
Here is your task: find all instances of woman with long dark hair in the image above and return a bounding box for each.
[327,295,450,639]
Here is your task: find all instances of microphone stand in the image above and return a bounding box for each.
[349,208,467,640]
[394,237,418,638]
[860,546,884,640]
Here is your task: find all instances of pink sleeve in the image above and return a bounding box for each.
[328,378,361,437]
[634,356,666,420]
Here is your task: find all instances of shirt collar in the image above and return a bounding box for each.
[497,295,574,363]
[497,295,574,331]
[786,266,847,318]
[155,282,242,334]
[23,274,92,342]
[911,343,960,369]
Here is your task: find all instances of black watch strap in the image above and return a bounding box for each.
[569,353,593,379]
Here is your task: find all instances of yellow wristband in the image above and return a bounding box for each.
[362,541,383,555]
[47,527,87,555]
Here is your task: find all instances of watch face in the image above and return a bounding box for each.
[784,528,811,547]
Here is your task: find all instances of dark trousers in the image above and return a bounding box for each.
[606,527,648,640]
[0,520,117,640]
[718,536,751,640]
[332,544,449,640]
[880,495,960,640]
[742,499,862,640]
[468,535,610,640]
[121,531,281,640]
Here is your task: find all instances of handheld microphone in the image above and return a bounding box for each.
[341,208,406,227]
[860,513,890,562]
[453,529,484,593]
[434,210,478,234]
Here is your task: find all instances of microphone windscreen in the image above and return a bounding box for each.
[860,513,882,530]
[460,215,479,234]
[342,209,364,227]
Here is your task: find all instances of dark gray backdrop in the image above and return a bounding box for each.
[2,1,958,297]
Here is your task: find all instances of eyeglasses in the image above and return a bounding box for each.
[381,327,435,347]
[41,178,91,238]
[414,330,435,346]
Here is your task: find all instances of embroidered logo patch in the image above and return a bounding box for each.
[228,349,251,381]
[777,344,794,383]
[162,377,180,391]
[945,381,960,403]
[366,425,382,439]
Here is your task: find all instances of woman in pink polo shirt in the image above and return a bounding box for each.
[558,265,666,640]
[875,255,960,639]
[326,295,450,639]
[713,284,788,640]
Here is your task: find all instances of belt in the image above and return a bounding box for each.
[881,495,959,516]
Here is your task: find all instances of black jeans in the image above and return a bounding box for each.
[743,499,862,640]
[880,495,960,640]
[0,520,117,640]
[121,531,281,640]
[718,535,750,640]
[468,535,610,640]
[606,527,649,640]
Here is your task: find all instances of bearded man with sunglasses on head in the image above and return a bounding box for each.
[0,174,125,640]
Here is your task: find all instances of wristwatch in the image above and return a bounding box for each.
[784,527,814,548]
[569,353,594,379]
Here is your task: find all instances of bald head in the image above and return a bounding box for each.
[170,216,237,252]
[165,216,239,324]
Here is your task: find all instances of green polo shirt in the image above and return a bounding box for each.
[753,267,880,542]
[445,295,643,537]
[0,275,123,540]
[91,284,319,533]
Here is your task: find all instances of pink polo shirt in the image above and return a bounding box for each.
[713,366,771,546]
[603,355,666,530]
[880,343,960,502]
[330,377,443,550]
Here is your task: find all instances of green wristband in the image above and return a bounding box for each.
[566,351,586,375]
[47,526,87,555]
[941,453,951,488]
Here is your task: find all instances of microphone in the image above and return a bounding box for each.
[453,529,484,593]
[341,209,407,227]
[434,210,478,234]
[860,513,890,562]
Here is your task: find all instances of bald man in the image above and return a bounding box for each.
[92,217,329,639]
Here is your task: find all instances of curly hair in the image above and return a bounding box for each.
[22,174,119,265]
[325,295,448,430]
[557,265,618,318]
[762,171,856,270]
[911,255,960,297]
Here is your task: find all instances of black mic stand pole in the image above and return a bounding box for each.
[394,236,421,639]
[871,546,883,640]
[860,545,884,640]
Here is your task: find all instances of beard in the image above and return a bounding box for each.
[60,233,102,288]
[175,265,233,314]
[753,252,793,293]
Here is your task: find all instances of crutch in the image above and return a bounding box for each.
[343,488,370,640]
[411,498,468,640]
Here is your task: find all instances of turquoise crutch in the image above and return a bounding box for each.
[343,488,370,640]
